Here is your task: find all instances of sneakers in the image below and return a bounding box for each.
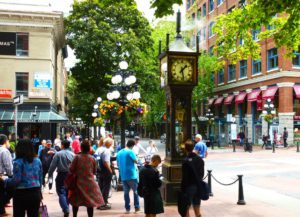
[97,204,111,210]
[134,208,140,213]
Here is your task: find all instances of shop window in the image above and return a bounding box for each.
[228,64,236,81]
[218,69,224,84]
[252,58,262,75]
[209,0,214,12]
[202,3,207,16]
[293,46,300,67]
[16,33,29,56]
[267,48,278,70]
[239,60,247,78]
[16,72,29,96]
[209,21,215,37]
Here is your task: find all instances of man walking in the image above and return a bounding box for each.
[133,136,147,156]
[97,137,114,210]
[39,140,56,193]
[283,127,288,148]
[0,134,13,216]
[117,139,140,214]
[193,134,208,159]
[48,140,74,217]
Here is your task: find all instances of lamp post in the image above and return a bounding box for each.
[92,97,102,139]
[262,98,276,152]
[107,61,140,149]
[206,108,214,149]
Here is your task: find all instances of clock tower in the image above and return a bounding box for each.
[159,11,199,204]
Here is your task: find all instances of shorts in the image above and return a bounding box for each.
[185,185,201,206]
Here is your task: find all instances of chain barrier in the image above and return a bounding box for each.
[211,174,239,186]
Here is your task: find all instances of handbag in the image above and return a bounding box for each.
[38,201,49,217]
[64,156,78,190]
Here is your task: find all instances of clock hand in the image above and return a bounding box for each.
[180,65,188,80]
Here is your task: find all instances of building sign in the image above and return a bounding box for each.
[0,32,16,55]
[231,124,237,140]
[0,89,12,98]
[34,73,52,88]
[29,88,50,98]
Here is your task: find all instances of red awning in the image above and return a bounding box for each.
[247,90,261,102]
[294,85,300,99]
[224,95,235,105]
[214,97,224,106]
[207,98,215,106]
[262,87,278,100]
[235,92,247,104]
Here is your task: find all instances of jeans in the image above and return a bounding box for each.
[56,172,69,214]
[122,179,140,211]
[98,172,112,204]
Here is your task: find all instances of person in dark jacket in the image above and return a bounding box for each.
[139,155,164,217]
[181,139,204,217]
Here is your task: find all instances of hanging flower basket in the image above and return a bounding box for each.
[264,114,274,123]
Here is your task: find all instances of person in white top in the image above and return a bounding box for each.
[146,140,158,155]
[54,135,61,149]
[132,136,147,156]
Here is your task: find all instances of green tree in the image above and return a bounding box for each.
[192,53,223,136]
[214,0,300,63]
[65,0,153,123]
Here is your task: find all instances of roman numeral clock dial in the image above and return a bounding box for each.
[171,59,193,83]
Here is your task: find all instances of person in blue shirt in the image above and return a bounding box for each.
[6,139,43,217]
[116,139,140,214]
[193,134,208,159]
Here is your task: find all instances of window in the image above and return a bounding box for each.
[228,64,236,81]
[192,13,196,23]
[198,30,201,41]
[209,46,214,56]
[209,22,215,37]
[218,0,224,5]
[239,60,247,78]
[16,33,29,56]
[187,0,191,9]
[252,29,261,41]
[293,46,300,67]
[197,8,201,20]
[218,69,224,84]
[252,58,262,75]
[239,0,246,7]
[228,6,235,13]
[202,3,206,16]
[211,73,215,83]
[203,27,206,40]
[209,0,214,12]
[16,72,29,96]
[267,48,278,70]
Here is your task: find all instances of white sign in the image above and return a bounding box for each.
[34,73,52,88]
[231,124,237,140]
[29,88,50,98]
[13,95,23,105]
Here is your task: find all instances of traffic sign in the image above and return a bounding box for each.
[13,95,24,105]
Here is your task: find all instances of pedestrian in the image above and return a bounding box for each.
[97,137,114,210]
[262,135,268,149]
[283,127,288,147]
[133,136,147,156]
[5,139,43,217]
[39,139,56,194]
[38,139,46,157]
[54,134,62,151]
[68,140,104,217]
[117,139,140,214]
[139,155,164,217]
[181,139,204,217]
[66,132,73,144]
[71,135,81,154]
[193,134,208,159]
[48,140,75,217]
[145,140,158,163]
[0,134,13,216]
[31,134,40,154]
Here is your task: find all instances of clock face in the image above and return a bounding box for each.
[171,59,193,82]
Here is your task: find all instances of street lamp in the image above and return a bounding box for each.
[91,97,102,138]
[107,60,140,148]
[262,98,276,152]
[205,108,214,149]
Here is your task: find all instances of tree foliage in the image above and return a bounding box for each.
[65,0,153,123]
[149,0,183,18]
[214,0,300,63]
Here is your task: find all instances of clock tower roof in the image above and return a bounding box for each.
[169,37,194,53]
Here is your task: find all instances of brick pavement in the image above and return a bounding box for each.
[5,146,300,217]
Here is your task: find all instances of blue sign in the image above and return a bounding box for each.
[34,79,51,88]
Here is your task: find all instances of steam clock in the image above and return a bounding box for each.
[159,11,199,204]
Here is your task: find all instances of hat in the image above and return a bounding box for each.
[134,136,140,140]
[46,140,52,145]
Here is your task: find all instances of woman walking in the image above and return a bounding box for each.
[68,140,104,217]
[6,139,43,217]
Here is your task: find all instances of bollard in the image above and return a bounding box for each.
[237,175,246,205]
[272,142,275,153]
[297,141,299,153]
[233,141,236,152]
[207,170,213,196]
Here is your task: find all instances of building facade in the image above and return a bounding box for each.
[186,0,300,145]
[0,2,68,140]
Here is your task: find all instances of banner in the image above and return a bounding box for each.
[0,32,16,55]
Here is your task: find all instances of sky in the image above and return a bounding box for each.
[0,0,184,69]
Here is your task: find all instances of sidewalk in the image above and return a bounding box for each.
[5,146,300,217]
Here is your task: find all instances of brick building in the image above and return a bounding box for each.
[186,0,300,145]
